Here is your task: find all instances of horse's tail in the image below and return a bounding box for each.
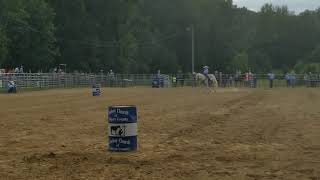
[215,79,218,88]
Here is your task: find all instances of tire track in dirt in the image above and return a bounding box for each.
[140,91,265,173]
[210,90,320,179]
[161,91,265,142]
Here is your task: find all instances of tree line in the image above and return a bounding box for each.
[0,0,320,74]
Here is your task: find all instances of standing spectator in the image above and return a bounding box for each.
[177,70,184,87]
[267,71,275,88]
[235,70,241,87]
[19,65,24,73]
[245,71,249,87]
[157,70,165,88]
[221,73,226,87]
[14,67,19,73]
[219,72,223,87]
[289,71,296,88]
[311,72,319,88]
[248,70,254,88]
[309,72,318,88]
[304,73,309,87]
[308,72,313,87]
[253,73,258,88]
[228,75,233,87]
[285,73,290,87]
[214,70,219,78]
[109,70,115,87]
[157,69,161,87]
[172,76,177,87]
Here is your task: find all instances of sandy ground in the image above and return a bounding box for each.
[0,87,319,180]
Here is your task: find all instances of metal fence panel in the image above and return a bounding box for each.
[1,73,320,91]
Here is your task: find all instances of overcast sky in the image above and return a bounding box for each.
[233,0,320,13]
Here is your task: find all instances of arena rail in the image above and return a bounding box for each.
[0,73,320,90]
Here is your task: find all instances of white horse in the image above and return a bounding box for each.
[193,73,218,92]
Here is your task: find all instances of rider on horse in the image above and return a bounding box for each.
[203,66,210,81]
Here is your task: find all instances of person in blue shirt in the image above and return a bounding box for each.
[267,71,275,88]
[203,66,209,80]
[289,71,296,88]
[157,70,161,78]
[285,73,290,87]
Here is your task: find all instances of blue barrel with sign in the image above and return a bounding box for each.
[92,84,101,96]
[108,106,137,152]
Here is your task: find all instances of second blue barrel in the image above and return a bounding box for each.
[108,106,137,152]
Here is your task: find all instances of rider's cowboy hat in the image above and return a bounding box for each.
[203,66,209,68]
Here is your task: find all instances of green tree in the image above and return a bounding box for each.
[304,45,320,63]
[0,27,7,66]
[2,0,320,74]
[228,51,249,72]
[248,50,272,73]
[294,62,320,73]
[1,0,57,71]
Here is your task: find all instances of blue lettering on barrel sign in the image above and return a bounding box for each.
[109,137,137,151]
[108,106,137,124]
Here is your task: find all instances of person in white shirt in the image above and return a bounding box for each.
[267,71,275,88]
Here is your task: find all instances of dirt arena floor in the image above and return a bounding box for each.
[0,87,319,180]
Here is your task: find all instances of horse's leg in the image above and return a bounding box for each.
[198,80,207,93]
[205,79,216,93]
[211,81,217,93]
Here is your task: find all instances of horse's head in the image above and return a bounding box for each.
[193,73,205,82]
[192,72,198,78]
[193,72,202,80]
